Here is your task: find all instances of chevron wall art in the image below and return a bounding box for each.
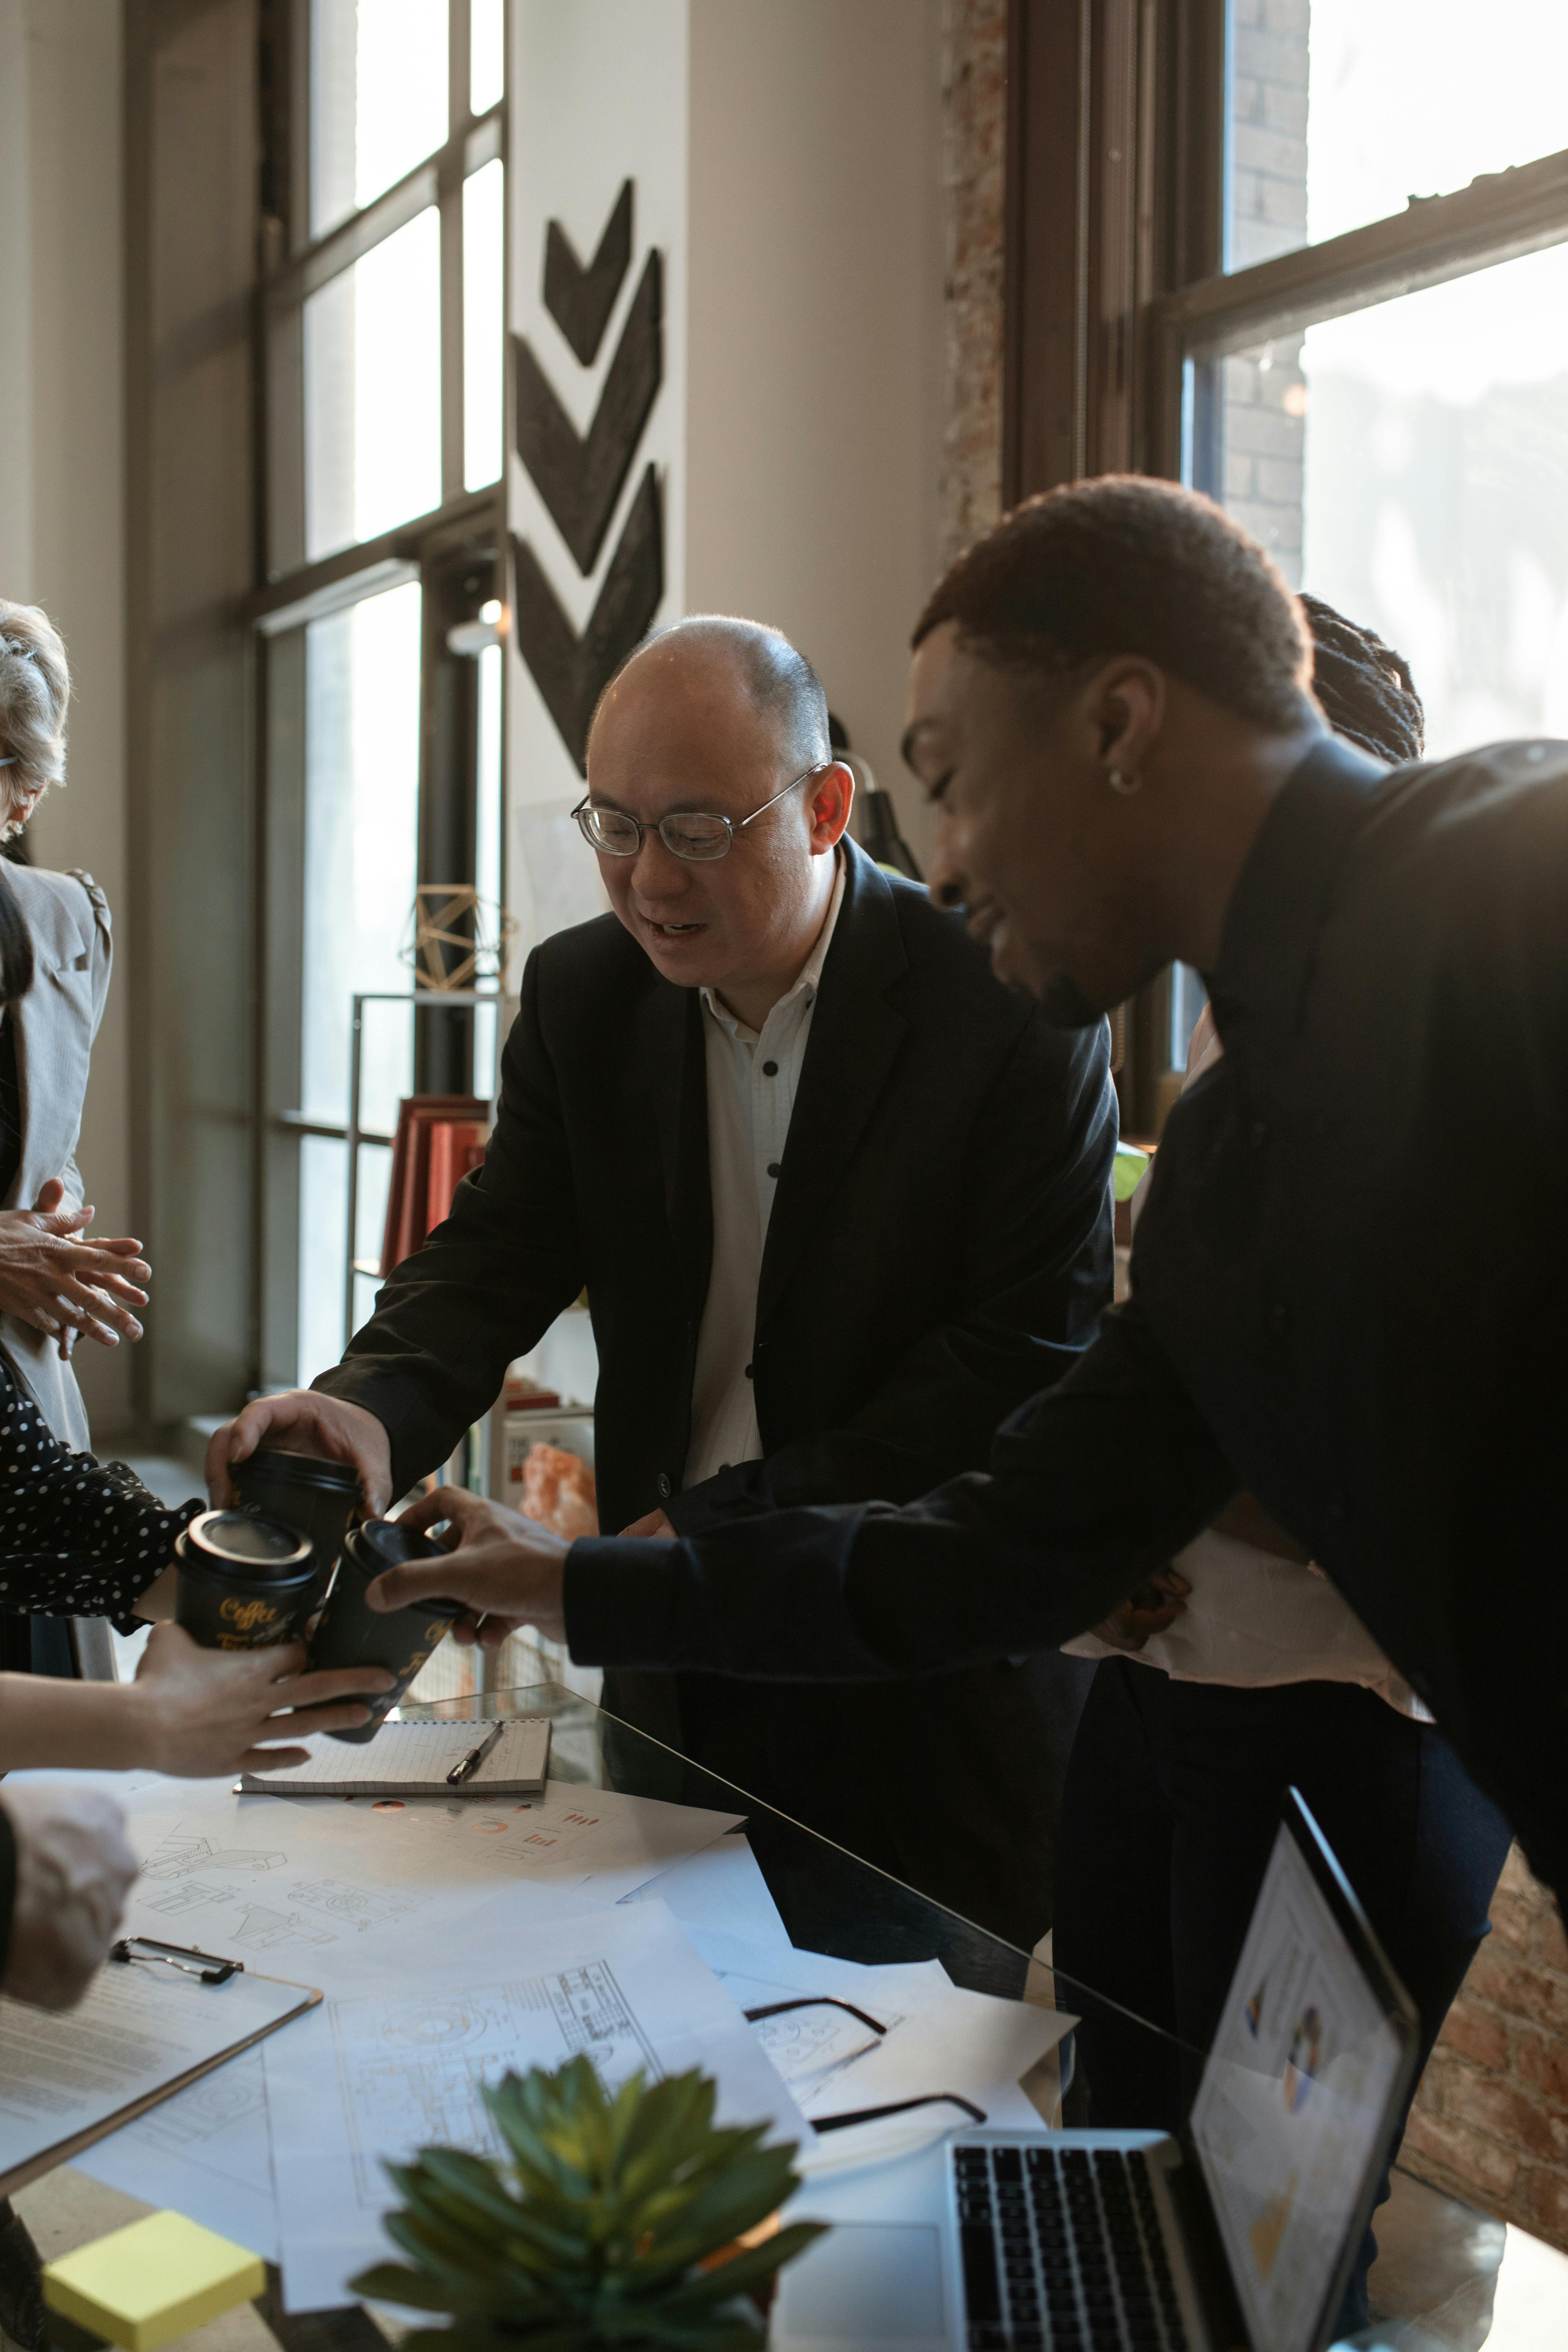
[510,179,665,774]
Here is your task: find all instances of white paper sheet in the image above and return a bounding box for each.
[689,1929,1072,2161]
[76,2049,280,2261]
[117,1801,538,1990]
[262,1899,808,2312]
[110,1771,742,1991]
[272,1776,744,1905]
[619,1830,792,1950]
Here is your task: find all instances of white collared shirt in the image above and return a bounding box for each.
[682,856,847,1490]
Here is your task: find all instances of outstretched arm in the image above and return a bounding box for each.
[367,1299,1239,1679]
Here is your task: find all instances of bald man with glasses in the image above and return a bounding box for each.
[211,616,1116,1946]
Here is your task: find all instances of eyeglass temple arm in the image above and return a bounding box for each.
[735,763,830,831]
[812,2092,988,2135]
[743,1994,886,2036]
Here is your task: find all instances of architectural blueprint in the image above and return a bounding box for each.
[262,1900,806,2312]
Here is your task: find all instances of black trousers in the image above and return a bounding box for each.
[1053,1660,1513,2334]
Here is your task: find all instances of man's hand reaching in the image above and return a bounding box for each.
[620,1507,674,1539]
[207,1388,392,1518]
[367,1486,571,1648]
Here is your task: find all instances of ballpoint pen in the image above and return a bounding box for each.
[446,1721,505,1786]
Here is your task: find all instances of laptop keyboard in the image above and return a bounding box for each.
[952,2143,1189,2351]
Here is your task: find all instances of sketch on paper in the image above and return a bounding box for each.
[133,1823,434,1959]
[135,2055,268,2154]
[231,1906,336,1953]
[330,1961,663,2202]
[746,2002,903,2089]
[141,1836,289,1882]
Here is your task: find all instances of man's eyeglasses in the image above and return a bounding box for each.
[571,765,826,862]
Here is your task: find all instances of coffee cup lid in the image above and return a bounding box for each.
[183,1508,316,1580]
[240,1449,363,1496]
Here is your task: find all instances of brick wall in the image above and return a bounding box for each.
[1216,0,1307,587]
[937,0,1006,571]
[1404,1849,1568,2252]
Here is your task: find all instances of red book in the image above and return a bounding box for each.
[380,1096,488,1276]
[423,1120,488,1240]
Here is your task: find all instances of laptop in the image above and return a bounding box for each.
[776,1789,1418,2352]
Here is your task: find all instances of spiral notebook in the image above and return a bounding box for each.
[237,1716,551,1798]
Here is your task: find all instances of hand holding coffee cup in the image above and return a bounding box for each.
[305,1520,464,1744]
[128,1623,395,1774]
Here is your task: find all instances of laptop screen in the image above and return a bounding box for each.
[1188,1816,1409,2352]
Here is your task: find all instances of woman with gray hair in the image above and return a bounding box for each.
[0,604,150,1673]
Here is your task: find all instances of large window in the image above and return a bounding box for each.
[255,1,506,1389]
[1006,0,1568,1130]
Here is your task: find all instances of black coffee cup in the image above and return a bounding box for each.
[175,1509,319,1651]
[306,1519,464,1743]
[231,1449,362,1599]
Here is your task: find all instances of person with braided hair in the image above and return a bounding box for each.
[1049,598,1512,2338]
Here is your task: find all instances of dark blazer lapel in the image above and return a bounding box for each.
[642,976,712,1321]
[756,843,909,1332]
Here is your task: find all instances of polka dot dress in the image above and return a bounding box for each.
[0,1359,199,1627]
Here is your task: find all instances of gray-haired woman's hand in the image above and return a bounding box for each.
[0,1177,150,1350]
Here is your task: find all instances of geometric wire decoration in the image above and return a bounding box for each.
[400,884,521,992]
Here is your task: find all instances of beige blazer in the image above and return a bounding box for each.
[0,862,113,1453]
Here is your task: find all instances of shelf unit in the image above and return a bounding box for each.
[342,986,507,1336]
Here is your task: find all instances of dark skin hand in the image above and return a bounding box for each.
[1088,1568,1191,1653]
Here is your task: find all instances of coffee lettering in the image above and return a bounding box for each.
[220,1596,280,1632]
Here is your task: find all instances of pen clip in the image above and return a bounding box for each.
[111,1935,243,1986]
[446,1721,504,1787]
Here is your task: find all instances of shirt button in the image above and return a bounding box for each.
[762,1060,778,1076]
[656,1472,672,1499]
[1249,1119,1268,1150]
[1267,1302,1289,1334]
[767,1162,781,1178]
[744,1363,754,1379]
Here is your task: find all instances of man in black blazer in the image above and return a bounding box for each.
[212,617,1115,1945]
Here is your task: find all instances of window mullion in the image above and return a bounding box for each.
[440,179,466,508]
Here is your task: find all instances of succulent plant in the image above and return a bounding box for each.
[350,2055,826,2350]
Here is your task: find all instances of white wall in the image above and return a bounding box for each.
[686,0,943,870]
[0,0,131,1437]
[506,0,945,944]
[507,0,690,951]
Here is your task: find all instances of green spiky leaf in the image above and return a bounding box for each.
[349,2059,827,2349]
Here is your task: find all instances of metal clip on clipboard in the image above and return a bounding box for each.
[110,1935,244,1987]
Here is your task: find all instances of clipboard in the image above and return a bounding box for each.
[0,1937,320,2197]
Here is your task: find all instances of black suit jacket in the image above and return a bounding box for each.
[561,738,1568,1909]
[318,840,1116,1938]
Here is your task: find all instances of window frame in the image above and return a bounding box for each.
[250,0,510,1389]
[1004,0,1568,1131]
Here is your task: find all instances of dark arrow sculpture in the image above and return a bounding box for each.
[513,250,662,577]
[510,465,664,775]
[543,179,632,366]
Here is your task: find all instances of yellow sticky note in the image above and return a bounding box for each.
[43,2210,267,2352]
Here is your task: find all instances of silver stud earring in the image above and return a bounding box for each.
[1108,767,1141,795]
